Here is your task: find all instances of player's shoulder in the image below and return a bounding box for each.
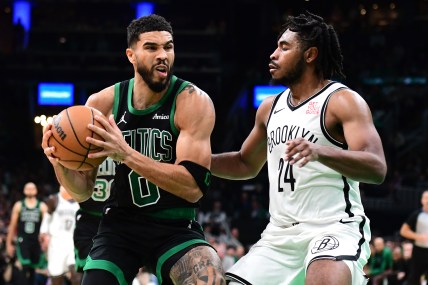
[13,200,23,211]
[180,81,211,100]
[328,83,368,110]
[257,95,277,117]
[39,200,49,212]
[86,85,115,116]
[177,81,214,113]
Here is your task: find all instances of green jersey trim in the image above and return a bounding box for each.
[22,199,40,210]
[156,239,210,285]
[74,247,86,272]
[16,243,39,267]
[113,81,121,121]
[84,257,128,285]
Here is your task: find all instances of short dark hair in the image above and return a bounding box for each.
[279,11,345,79]
[127,14,173,47]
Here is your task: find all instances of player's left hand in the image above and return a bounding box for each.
[284,138,320,167]
[86,114,132,163]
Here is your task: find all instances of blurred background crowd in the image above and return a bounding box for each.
[0,0,427,284]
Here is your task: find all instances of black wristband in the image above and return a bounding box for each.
[179,160,211,195]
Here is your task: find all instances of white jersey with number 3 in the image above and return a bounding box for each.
[266,81,366,226]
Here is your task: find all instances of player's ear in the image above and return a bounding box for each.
[126,48,136,64]
[304,47,318,63]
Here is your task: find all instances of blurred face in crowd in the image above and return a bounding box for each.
[421,190,428,211]
[23,182,37,198]
[373,237,385,253]
[127,31,175,93]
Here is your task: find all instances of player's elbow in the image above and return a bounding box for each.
[372,163,387,184]
[363,157,387,184]
[184,187,203,203]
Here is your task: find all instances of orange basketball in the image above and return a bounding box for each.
[48,105,107,171]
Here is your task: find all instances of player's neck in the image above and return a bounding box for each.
[132,76,169,110]
[24,197,37,207]
[289,79,330,105]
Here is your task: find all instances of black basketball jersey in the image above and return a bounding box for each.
[18,199,42,241]
[79,157,116,215]
[109,75,199,212]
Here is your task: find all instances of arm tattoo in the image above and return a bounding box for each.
[184,84,205,96]
[170,245,226,285]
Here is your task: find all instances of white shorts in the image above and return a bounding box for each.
[226,215,371,285]
[47,235,76,277]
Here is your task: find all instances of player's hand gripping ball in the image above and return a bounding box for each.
[48,105,106,170]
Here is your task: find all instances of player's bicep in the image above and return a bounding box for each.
[176,130,212,167]
[9,203,21,226]
[85,85,115,117]
[175,88,215,168]
[335,92,382,153]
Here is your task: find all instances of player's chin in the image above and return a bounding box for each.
[269,69,279,76]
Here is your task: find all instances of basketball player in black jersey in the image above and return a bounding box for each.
[42,14,225,285]
[6,182,48,285]
[73,157,115,280]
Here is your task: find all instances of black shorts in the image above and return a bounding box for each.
[74,209,102,272]
[16,237,42,268]
[84,206,210,285]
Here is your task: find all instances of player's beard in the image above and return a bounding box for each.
[137,64,172,93]
[272,54,305,86]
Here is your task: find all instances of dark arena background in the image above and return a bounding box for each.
[0,0,427,264]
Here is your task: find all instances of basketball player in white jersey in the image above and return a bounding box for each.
[39,185,80,285]
[211,11,387,285]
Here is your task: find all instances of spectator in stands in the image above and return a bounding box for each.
[220,227,245,261]
[386,245,408,285]
[204,200,228,236]
[366,236,393,285]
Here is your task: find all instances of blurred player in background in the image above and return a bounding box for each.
[73,157,115,273]
[211,11,386,285]
[6,181,48,285]
[39,185,80,285]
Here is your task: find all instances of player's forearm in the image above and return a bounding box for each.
[211,152,259,180]
[123,149,203,203]
[5,222,17,248]
[5,232,14,249]
[53,165,96,202]
[400,227,417,241]
[317,147,386,184]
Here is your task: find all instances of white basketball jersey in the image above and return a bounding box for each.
[266,82,366,226]
[48,193,79,238]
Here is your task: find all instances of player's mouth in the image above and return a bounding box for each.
[155,65,168,78]
[269,62,279,74]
